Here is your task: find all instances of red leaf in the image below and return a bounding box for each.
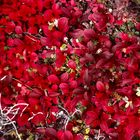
[127,58,138,72]
[40,37,48,46]
[102,51,113,59]
[48,74,59,84]
[31,114,45,125]
[59,83,69,94]
[46,128,57,138]
[57,130,64,140]
[15,26,23,34]
[96,81,105,92]
[100,120,109,132]
[85,53,94,62]
[124,126,135,140]
[7,38,14,46]
[48,91,60,97]
[70,29,84,38]
[51,84,58,92]
[2,97,13,105]
[44,10,53,21]
[63,130,73,140]
[61,72,69,82]
[74,134,84,140]
[35,127,46,135]
[73,88,84,94]
[85,111,98,125]
[29,88,43,98]
[55,49,66,68]
[103,106,114,114]
[17,114,29,127]
[37,0,43,12]
[136,23,140,31]
[6,22,15,34]
[59,83,69,89]
[28,98,39,105]
[68,60,76,69]
[69,80,78,89]
[96,59,106,68]
[58,17,69,32]
[83,69,89,84]
[84,29,95,40]
[28,26,38,34]
[88,12,107,31]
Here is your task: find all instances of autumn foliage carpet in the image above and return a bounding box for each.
[0,0,140,140]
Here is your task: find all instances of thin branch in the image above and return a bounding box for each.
[11,121,22,140]
[0,92,44,140]
[95,129,105,140]
[20,103,29,117]
[28,112,43,121]
[64,117,70,130]
[0,93,2,115]
[57,106,82,130]
[71,109,81,118]
[4,103,28,117]
[3,114,21,140]
[8,108,20,121]
[58,105,70,116]
[12,77,33,90]
[0,75,7,81]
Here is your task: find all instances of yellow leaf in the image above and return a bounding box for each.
[85,127,90,134]
[84,135,89,140]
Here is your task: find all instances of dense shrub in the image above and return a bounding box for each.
[0,0,140,140]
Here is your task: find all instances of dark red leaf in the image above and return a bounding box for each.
[68,60,76,69]
[84,29,95,40]
[48,91,60,97]
[15,26,23,34]
[84,111,98,125]
[96,81,105,92]
[31,114,45,125]
[61,72,69,82]
[46,128,57,138]
[48,74,59,84]
[58,17,69,32]
[55,49,66,68]
[17,114,29,127]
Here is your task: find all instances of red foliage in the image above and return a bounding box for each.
[0,0,140,139]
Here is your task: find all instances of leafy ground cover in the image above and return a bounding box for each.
[0,0,140,140]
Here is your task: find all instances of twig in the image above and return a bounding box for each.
[57,106,81,130]
[71,109,81,117]
[4,103,28,117]
[0,93,28,140]
[12,77,33,90]
[58,105,70,116]
[0,75,7,81]
[0,93,2,115]
[28,112,43,121]
[95,129,105,140]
